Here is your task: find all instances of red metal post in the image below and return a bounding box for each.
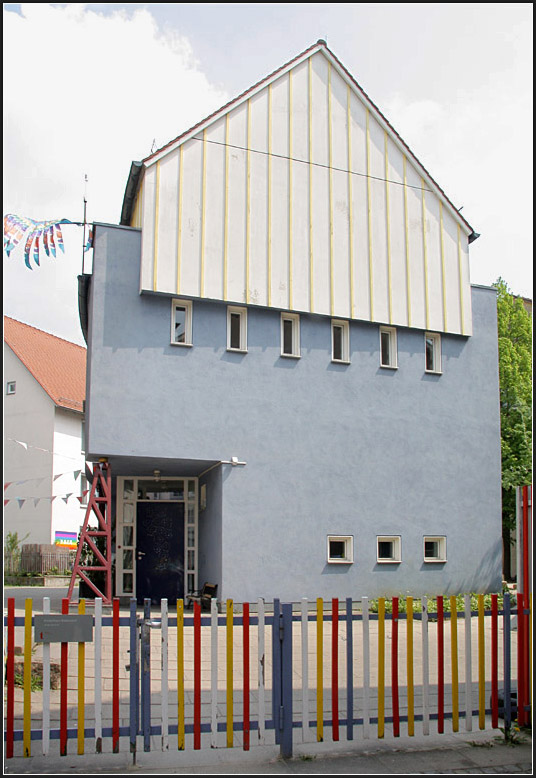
[60,597,69,756]
[194,602,201,749]
[6,598,15,759]
[491,594,498,728]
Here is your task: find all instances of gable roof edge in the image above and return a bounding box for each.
[123,40,477,240]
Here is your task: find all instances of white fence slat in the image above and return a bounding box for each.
[422,596,430,735]
[362,597,370,739]
[42,597,50,756]
[257,598,265,745]
[211,598,218,747]
[301,598,310,742]
[161,599,169,751]
[464,595,473,731]
[94,598,102,749]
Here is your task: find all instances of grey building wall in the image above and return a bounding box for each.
[4,344,55,544]
[86,223,503,602]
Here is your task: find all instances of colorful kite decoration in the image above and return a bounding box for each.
[3,213,92,270]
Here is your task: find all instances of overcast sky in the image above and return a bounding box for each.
[3,3,533,345]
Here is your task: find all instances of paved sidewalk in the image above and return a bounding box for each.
[3,727,532,774]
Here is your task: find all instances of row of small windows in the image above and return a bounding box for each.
[327,535,447,564]
[171,299,442,374]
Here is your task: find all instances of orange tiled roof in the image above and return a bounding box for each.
[4,317,86,413]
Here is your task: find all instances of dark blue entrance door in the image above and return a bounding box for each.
[136,502,184,605]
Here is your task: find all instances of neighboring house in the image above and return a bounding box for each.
[81,41,502,604]
[4,317,87,547]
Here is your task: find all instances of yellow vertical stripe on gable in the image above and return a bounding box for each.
[384,131,393,324]
[246,99,251,304]
[176,145,184,294]
[224,114,230,301]
[200,129,207,298]
[403,156,412,327]
[366,108,374,321]
[347,85,355,318]
[309,58,314,313]
[268,84,273,308]
[457,224,465,335]
[288,69,293,310]
[153,161,160,292]
[421,178,430,329]
[439,202,447,331]
[328,62,334,316]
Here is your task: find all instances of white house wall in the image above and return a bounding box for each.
[136,49,473,336]
[4,345,55,544]
[51,408,86,542]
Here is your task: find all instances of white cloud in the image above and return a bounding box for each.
[3,3,229,341]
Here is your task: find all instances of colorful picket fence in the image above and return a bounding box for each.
[3,593,531,762]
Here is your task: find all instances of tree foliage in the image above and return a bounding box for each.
[494,278,532,534]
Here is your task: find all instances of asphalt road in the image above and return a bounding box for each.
[4,586,79,611]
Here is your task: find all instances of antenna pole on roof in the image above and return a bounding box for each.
[82,174,88,274]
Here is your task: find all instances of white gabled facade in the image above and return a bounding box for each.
[128,41,475,336]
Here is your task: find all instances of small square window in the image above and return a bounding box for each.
[171,299,193,346]
[380,327,397,368]
[377,535,401,563]
[6,381,16,395]
[281,313,300,358]
[425,332,441,373]
[227,306,247,351]
[327,535,354,564]
[331,320,350,363]
[424,536,447,562]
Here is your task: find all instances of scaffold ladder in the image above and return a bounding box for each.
[67,460,112,604]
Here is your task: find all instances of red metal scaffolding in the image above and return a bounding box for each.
[67,461,112,604]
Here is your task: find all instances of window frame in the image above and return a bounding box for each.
[280,313,300,358]
[6,381,16,395]
[170,298,193,347]
[327,535,354,564]
[376,535,402,563]
[423,535,447,563]
[226,306,248,352]
[331,319,350,364]
[379,326,398,369]
[425,332,442,374]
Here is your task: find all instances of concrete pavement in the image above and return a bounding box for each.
[3,726,532,773]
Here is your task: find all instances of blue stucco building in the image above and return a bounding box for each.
[81,42,502,604]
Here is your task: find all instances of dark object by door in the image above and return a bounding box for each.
[136,502,184,605]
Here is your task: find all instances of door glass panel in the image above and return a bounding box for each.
[124,503,134,524]
[188,481,196,500]
[123,549,133,570]
[188,504,195,524]
[123,573,133,593]
[188,550,195,569]
[123,526,133,546]
[123,480,135,500]
[188,526,195,546]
